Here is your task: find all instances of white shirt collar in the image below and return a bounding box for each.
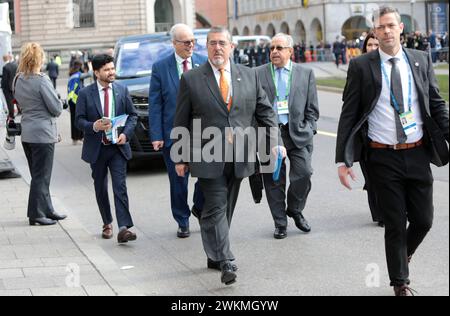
[208,60,231,73]
[274,60,292,72]
[175,53,191,65]
[97,81,113,92]
[379,47,404,64]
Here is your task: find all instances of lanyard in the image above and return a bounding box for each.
[380,52,412,113]
[270,61,293,101]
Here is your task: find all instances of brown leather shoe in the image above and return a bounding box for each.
[394,285,416,296]
[102,224,113,239]
[117,229,137,244]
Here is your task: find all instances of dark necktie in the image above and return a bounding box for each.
[389,58,407,144]
[182,60,189,73]
[102,86,111,145]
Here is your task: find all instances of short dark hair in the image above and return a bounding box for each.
[92,54,114,71]
[372,6,401,24]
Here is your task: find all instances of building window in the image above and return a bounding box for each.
[73,0,95,28]
[0,0,15,32]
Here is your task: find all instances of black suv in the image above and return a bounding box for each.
[114,29,209,159]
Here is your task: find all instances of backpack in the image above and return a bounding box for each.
[67,72,81,107]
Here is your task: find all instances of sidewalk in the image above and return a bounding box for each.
[0,148,141,296]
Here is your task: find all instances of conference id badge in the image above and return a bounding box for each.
[400,111,418,136]
[277,100,289,115]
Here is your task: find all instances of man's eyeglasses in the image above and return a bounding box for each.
[208,41,229,48]
[270,46,290,52]
[175,39,196,47]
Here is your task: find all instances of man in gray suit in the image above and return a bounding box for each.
[256,33,319,239]
[173,27,286,285]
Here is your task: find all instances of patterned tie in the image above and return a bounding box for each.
[182,59,189,73]
[219,68,232,111]
[102,86,111,145]
[276,68,289,125]
[389,58,407,144]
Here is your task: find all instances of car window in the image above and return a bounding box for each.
[116,39,173,78]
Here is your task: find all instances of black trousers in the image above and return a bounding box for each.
[359,160,383,223]
[262,126,313,228]
[69,104,83,141]
[367,146,434,286]
[198,163,242,262]
[22,142,56,219]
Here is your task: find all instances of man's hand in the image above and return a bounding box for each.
[94,119,112,132]
[338,166,357,190]
[176,164,189,177]
[152,141,164,151]
[117,134,127,145]
[272,146,287,159]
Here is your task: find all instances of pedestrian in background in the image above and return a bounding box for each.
[67,59,92,145]
[14,42,67,226]
[46,58,59,89]
[1,54,18,119]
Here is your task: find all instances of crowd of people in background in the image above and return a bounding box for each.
[234,30,449,68]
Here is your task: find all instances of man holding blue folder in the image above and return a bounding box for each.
[76,54,138,243]
[256,33,319,239]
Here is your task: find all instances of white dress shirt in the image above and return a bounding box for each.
[97,81,114,118]
[368,48,423,145]
[208,60,233,98]
[175,54,192,78]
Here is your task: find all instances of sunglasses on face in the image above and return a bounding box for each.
[175,39,196,47]
[270,46,290,52]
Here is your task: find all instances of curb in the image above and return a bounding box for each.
[1,145,144,296]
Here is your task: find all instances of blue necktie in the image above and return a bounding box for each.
[276,68,289,125]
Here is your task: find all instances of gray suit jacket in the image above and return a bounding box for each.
[14,73,62,143]
[256,63,319,148]
[173,62,280,179]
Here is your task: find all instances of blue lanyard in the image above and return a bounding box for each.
[380,52,412,113]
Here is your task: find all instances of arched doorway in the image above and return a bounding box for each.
[232,27,239,36]
[280,22,290,35]
[243,26,250,36]
[341,16,371,40]
[310,19,323,44]
[254,25,262,35]
[154,0,174,32]
[295,20,306,44]
[401,14,417,34]
[266,23,276,37]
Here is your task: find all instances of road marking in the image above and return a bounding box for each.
[317,130,337,138]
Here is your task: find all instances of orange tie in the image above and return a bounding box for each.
[219,68,232,111]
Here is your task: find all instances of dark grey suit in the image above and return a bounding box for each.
[173,61,280,262]
[256,63,319,228]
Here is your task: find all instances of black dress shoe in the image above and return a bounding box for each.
[29,218,57,226]
[47,212,67,221]
[220,261,237,285]
[274,227,287,239]
[207,258,238,272]
[191,206,201,220]
[287,210,311,233]
[177,227,190,238]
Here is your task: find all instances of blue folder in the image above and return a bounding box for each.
[273,148,283,182]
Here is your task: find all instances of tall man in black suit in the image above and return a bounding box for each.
[256,33,319,239]
[173,27,285,285]
[1,54,18,119]
[336,6,449,296]
[76,54,138,244]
